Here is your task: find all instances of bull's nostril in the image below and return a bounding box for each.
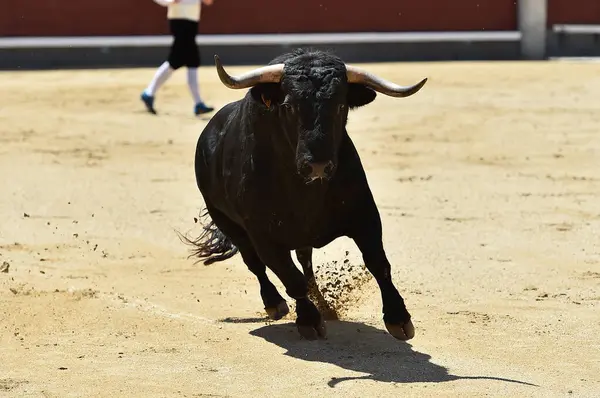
[299,163,312,177]
[307,161,334,179]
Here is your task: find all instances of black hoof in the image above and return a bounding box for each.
[297,318,327,340]
[385,319,415,341]
[265,300,289,321]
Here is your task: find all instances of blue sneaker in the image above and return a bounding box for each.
[194,102,214,115]
[140,92,157,114]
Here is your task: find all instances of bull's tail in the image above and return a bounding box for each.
[177,209,239,265]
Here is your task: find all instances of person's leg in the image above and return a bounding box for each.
[141,61,174,114]
[140,19,183,114]
[186,67,202,105]
[187,67,214,115]
[182,20,214,115]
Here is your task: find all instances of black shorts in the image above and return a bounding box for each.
[167,19,200,69]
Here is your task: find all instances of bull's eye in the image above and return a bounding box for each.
[338,104,347,113]
[282,103,294,113]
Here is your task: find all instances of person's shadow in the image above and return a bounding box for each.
[236,319,539,388]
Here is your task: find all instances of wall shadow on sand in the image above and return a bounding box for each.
[249,320,539,388]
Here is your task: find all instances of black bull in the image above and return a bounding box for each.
[182,49,427,341]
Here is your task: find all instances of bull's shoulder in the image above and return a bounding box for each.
[196,101,243,154]
[202,101,242,136]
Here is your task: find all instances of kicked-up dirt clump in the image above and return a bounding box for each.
[312,251,373,320]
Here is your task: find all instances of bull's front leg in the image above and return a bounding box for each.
[249,238,326,340]
[349,201,415,341]
[295,248,339,320]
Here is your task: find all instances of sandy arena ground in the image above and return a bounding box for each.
[1,60,599,397]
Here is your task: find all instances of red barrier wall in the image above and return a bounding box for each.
[547,0,600,26]
[1,0,517,36]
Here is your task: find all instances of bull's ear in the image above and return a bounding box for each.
[347,83,377,109]
[250,83,283,107]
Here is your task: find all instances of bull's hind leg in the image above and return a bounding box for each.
[204,206,288,320]
[295,248,339,320]
[238,245,289,320]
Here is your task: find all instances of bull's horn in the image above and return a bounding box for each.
[346,65,427,98]
[214,55,284,89]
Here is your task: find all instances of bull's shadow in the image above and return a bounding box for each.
[247,320,538,388]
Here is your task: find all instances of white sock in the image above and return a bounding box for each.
[144,61,173,97]
[187,67,202,104]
